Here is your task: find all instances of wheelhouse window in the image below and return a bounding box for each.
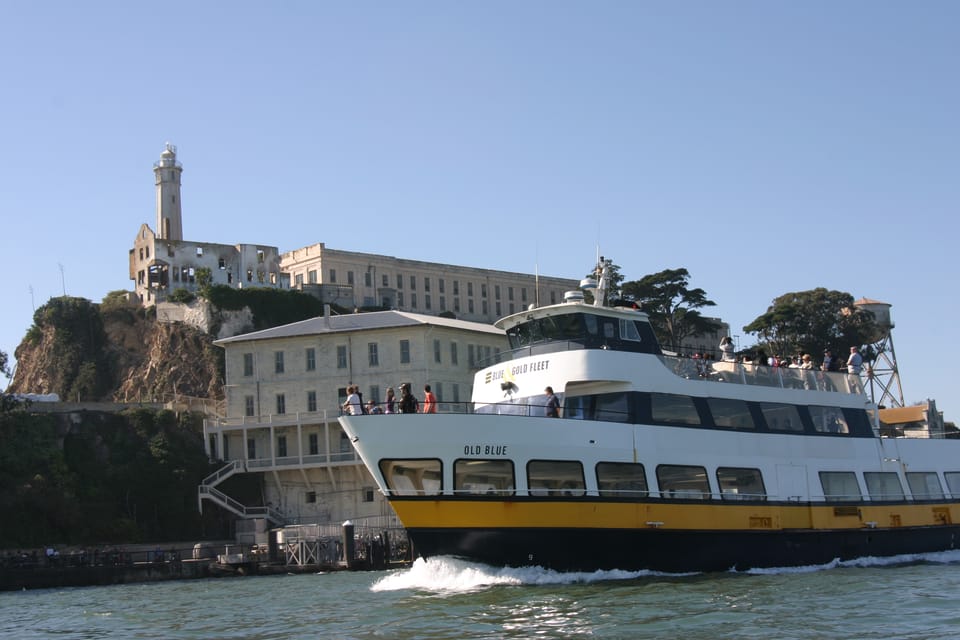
[716,467,765,500]
[651,394,701,426]
[596,462,648,498]
[809,406,850,434]
[595,392,630,423]
[707,398,754,430]
[656,465,710,499]
[906,472,944,499]
[527,460,585,496]
[864,472,905,500]
[759,403,803,432]
[379,459,442,496]
[944,472,960,498]
[819,471,861,502]
[454,459,515,496]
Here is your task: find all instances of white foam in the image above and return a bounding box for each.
[738,548,960,575]
[370,556,673,593]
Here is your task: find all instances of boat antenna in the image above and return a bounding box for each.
[594,256,611,307]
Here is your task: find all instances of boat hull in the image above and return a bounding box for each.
[406,524,960,573]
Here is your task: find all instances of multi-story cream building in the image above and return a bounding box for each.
[201,307,508,526]
[280,244,578,324]
[129,144,288,305]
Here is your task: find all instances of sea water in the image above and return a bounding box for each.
[3,551,960,639]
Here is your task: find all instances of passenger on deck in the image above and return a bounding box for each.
[544,386,560,417]
[422,384,437,414]
[719,336,736,362]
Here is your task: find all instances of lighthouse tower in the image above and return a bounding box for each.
[855,297,904,408]
[154,143,183,241]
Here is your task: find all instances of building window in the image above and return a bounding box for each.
[382,274,388,287]
[369,342,379,366]
[218,257,225,269]
[277,435,287,458]
[348,271,354,285]
[306,348,316,371]
[454,298,461,313]
[508,286,514,301]
[400,340,411,364]
[453,280,460,295]
[424,277,431,292]
[397,292,404,307]
[522,288,528,303]
[275,351,285,374]
[440,296,446,311]
[495,285,501,299]
[425,294,432,310]
[482,284,487,298]
[307,390,317,412]
[329,269,337,283]
[434,339,442,363]
[482,300,488,315]
[365,271,372,287]
[363,487,375,503]
[467,282,474,296]
[496,302,502,316]
[410,275,416,290]
[309,433,319,456]
[337,345,347,369]
[509,303,515,314]
[468,299,475,314]
[439,279,445,293]
[244,395,255,417]
[411,293,417,309]
[276,393,286,415]
[295,273,303,287]
[247,438,256,460]
[243,353,254,376]
[397,274,403,289]
[451,342,458,365]
[452,383,460,402]
[305,491,317,504]
[468,344,475,367]
[308,269,317,283]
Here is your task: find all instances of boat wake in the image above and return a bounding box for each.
[371,549,960,593]
[739,548,960,575]
[370,556,675,593]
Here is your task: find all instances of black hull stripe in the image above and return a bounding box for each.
[407,526,960,573]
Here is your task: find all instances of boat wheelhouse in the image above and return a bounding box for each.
[340,262,960,572]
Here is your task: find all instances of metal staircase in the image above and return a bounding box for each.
[198,460,284,526]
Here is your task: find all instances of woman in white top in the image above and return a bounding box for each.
[343,385,363,415]
[719,336,736,362]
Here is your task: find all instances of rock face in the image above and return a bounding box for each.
[9,300,224,402]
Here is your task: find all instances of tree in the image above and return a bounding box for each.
[0,348,9,379]
[621,268,722,350]
[743,288,879,360]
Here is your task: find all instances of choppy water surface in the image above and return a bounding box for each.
[3,551,960,639]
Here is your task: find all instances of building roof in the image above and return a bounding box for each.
[214,310,505,346]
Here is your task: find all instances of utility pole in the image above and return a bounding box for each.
[58,263,66,296]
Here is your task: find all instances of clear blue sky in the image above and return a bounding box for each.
[1,2,957,419]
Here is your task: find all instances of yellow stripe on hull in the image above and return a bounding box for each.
[390,499,960,531]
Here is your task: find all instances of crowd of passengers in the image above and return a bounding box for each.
[686,338,865,377]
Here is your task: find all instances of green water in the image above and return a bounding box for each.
[2,553,960,639]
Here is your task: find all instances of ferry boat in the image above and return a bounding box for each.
[339,260,960,573]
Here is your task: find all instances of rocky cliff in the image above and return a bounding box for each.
[8,297,224,402]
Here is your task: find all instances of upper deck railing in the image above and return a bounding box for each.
[660,355,865,395]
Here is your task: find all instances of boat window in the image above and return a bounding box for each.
[596,392,631,423]
[596,462,648,498]
[842,409,874,437]
[527,460,585,496]
[944,472,960,498]
[809,406,850,434]
[378,459,442,496]
[707,398,755,430]
[619,318,641,341]
[863,472,905,500]
[716,467,766,500]
[656,465,711,500]
[819,471,861,502]
[906,472,944,500]
[651,394,701,426]
[454,459,515,496]
[759,403,804,432]
[583,314,599,336]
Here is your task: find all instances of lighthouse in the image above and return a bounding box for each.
[154,143,183,241]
